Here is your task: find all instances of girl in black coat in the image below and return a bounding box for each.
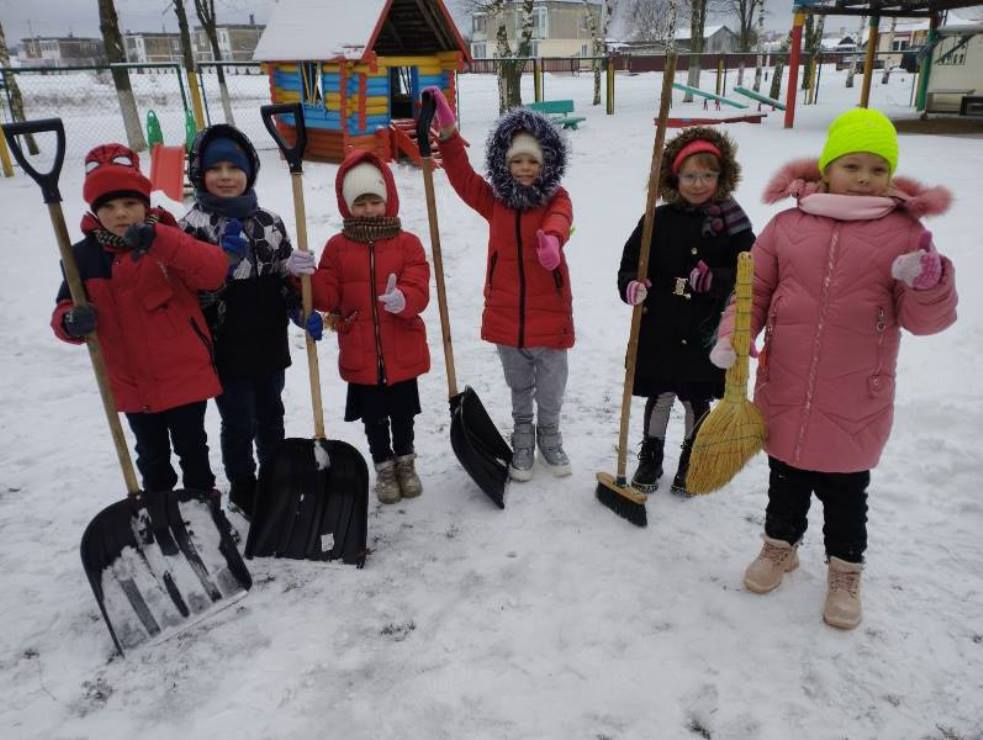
[617,127,755,495]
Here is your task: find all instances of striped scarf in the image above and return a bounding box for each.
[677,198,752,239]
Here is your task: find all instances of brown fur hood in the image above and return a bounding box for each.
[659,126,741,203]
[763,158,952,218]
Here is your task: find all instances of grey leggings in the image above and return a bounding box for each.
[643,392,710,440]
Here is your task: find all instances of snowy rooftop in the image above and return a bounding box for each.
[253,0,387,61]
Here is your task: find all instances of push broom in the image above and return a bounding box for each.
[685,251,766,494]
[595,3,679,528]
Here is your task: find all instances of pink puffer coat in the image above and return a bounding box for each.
[720,159,958,473]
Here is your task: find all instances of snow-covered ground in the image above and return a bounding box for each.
[1,66,981,739]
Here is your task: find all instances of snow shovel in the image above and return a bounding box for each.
[245,103,369,566]
[2,118,251,656]
[595,18,680,528]
[418,90,512,509]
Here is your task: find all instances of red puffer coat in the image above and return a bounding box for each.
[440,130,574,349]
[309,151,430,386]
[51,211,227,413]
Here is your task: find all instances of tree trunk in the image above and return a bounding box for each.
[684,0,707,101]
[173,0,204,129]
[845,15,865,88]
[195,0,235,125]
[753,0,765,91]
[98,0,147,151]
[0,19,39,154]
[881,16,896,83]
[769,59,784,99]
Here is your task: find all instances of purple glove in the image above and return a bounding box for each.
[286,250,316,276]
[377,273,406,314]
[422,86,456,129]
[891,230,941,291]
[536,230,561,271]
[689,260,713,293]
[625,279,650,306]
[709,338,736,369]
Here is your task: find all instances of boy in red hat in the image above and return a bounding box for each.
[51,143,230,495]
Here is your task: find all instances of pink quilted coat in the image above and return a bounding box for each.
[720,159,958,473]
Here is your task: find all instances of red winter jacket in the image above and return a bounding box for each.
[51,211,227,413]
[309,151,430,386]
[440,131,574,349]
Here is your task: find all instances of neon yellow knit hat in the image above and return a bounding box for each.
[818,107,899,174]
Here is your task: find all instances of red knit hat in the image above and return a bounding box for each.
[83,144,152,211]
[671,140,722,174]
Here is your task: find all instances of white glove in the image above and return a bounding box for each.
[709,339,737,369]
[286,250,316,276]
[377,273,406,314]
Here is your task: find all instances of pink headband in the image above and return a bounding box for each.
[671,140,722,174]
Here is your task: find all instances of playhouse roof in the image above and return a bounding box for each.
[253,0,470,63]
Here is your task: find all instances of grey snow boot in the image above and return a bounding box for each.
[537,424,571,477]
[394,453,423,499]
[374,459,401,504]
[510,422,535,482]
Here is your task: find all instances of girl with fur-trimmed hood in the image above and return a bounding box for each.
[425,87,574,483]
[617,126,756,497]
[711,108,958,630]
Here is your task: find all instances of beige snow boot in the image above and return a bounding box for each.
[394,453,423,499]
[743,535,800,594]
[823,557,863,630]
[374,459,401,504]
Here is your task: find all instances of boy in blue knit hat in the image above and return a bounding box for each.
[179,124,323,518]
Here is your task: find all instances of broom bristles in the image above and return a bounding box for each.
[686,398,765,494]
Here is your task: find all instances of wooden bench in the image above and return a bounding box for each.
[526,100,586,130]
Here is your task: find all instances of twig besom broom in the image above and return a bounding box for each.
[685,251,766,494]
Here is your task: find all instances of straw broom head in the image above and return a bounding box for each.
[686,252,766,494]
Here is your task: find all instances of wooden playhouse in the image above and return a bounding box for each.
[253,0,471,164]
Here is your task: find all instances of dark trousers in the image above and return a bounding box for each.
[214,370,285,481]
[363,416,415,464]
[764,456,870,563]
[125,401,215,491]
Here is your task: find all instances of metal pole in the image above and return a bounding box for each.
[915,13,939,111]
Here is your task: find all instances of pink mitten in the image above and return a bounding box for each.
[625,279,651,306]
[709,338,737,369]
[891,230,942,290]
[688,260,713,293]
[422,86,456,128]
[536,229,561,270]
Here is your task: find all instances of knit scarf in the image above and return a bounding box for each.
[195,188,259,219]
[342,217,402,243]
[798,193,898,221]
[676,197,752,239]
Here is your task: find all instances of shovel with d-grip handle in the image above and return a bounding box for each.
[245,103,369,565]
[2,118,251,655]
[418,90,512,508]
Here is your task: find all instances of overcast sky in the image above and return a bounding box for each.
[7,0,956,49]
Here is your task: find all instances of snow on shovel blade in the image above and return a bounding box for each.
[79,489,251,655]
[245,438,369,566]
[450,386,512,509]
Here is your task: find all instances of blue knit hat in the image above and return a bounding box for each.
[202,136,252,177]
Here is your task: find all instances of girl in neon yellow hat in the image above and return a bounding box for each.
[709,106,959,630]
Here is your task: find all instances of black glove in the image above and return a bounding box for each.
[124,222,156,262]
[63,304,97,338]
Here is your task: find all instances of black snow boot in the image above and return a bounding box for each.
[229,473,257,520]
[670,434,696,497]
[631,436,664,493]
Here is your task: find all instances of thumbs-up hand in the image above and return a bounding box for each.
[377,273,406,314]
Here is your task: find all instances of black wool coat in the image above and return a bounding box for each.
[617,203,756,399]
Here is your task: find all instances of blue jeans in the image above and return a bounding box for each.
[125,401,215,491]
[214,371,285,481]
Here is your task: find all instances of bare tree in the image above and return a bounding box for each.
[724,0,763,52]
[98,0,147,151]
[173,0,205,129]
[801,12,824,99]
[683,0,709,102]
[752,0,765,91]
[194,0,236,125]
[0,19,39,155]
[625,0,671,42]
[845,14,865,88]
[582,0,611,106]
[769,33,789,100]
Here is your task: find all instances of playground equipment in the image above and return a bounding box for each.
[526,99,586,129]
[666,113,766,127]
[146,109,196,202]
[732,85,786,111]
[672,82,748,111]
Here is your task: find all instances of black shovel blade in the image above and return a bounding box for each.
[245,437,369,566]
[79,488,251,656]
[450,386,512,509]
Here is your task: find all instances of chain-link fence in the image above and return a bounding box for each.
[1,63,190,166]
[196,61,274,150]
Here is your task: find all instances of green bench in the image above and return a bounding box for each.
[525,99,586,130]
